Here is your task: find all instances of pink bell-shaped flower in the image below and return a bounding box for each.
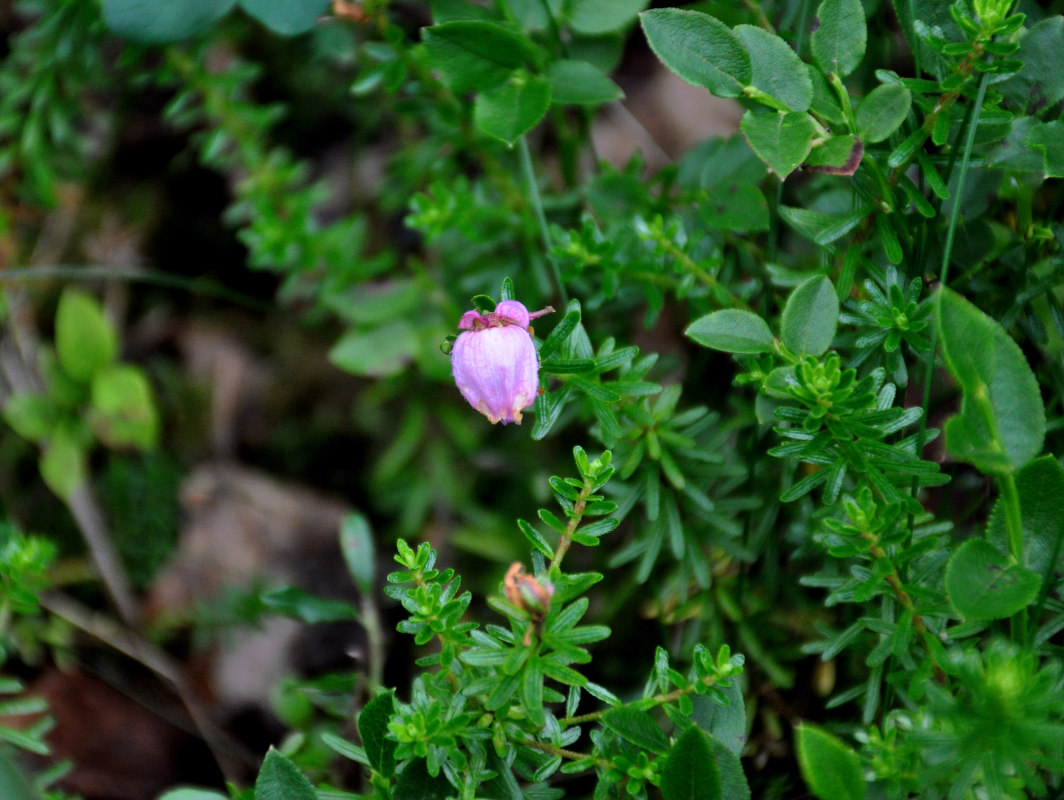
[451,300,552,424]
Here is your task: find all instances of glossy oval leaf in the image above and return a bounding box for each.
[946,539,1041,620]
[810,0,866,78]
[781,275,838,356]
[640,9,751,99]
[55,289,117,384]
[103,0,236,42]
[238,0,329,35]
[855,83,912,143]
[735,25,812,111]
[739,110,816,179]
[795,723,865,800]
[659,725,722,800]
[686,309,775,354]
[936,287,1045,474]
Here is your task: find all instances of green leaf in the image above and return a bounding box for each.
[988,456,1064,583]
[3,393,58,442]
[804,135,863,175]
[422,20,539,94]
[945,539,1041,620]
[602,707,670,755]
[393,758,453,800]
[90,364,159,450]
[640,9,751,99]
[260,586,361,623]
[735,25,812,111]
[568,0,648,35]
[739,110,816,179]
[237,0,329,35]
[781,275,838,356]
[358,690,397,778]
[474,73,551,144]
[340,513,376,595]
[999,16,1064,112]
[55,289,117,384]
[0,750,34,800]
[254,748,317,800]
[855,83,912,143]
[539,306,581,360]
[686,310,775,354]
[795,724,865,800]
[690,683,746,757]
[546,60,623,105]
[810,0,866,78]
[659,725,722,800]
[40,427,86,501]
[698,182,769,231]
[936,287,1045,474]
[102,0,235,41]
[1028,121,1064,178]
[329,321,418,377]
[157,790,230,800]
[705,729,750,800]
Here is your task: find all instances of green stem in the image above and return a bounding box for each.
[518,135,568,306]
[561,671,726,728]
[653,234,751,311]
[999,473,1029,644]
[521,738,606,768]
[912,66,992,482]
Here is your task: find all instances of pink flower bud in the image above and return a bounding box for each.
[451,300,552,425]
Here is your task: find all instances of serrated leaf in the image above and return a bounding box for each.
[254,748,317,800]
[640,9,750,99]
[659,725,722,800]
[735,25,812,111]
[739,110,816,179]
[358,691,397,778]
[602,707,669,755]
[810,0,866,78]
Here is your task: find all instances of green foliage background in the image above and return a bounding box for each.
[0,0,1063,798]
